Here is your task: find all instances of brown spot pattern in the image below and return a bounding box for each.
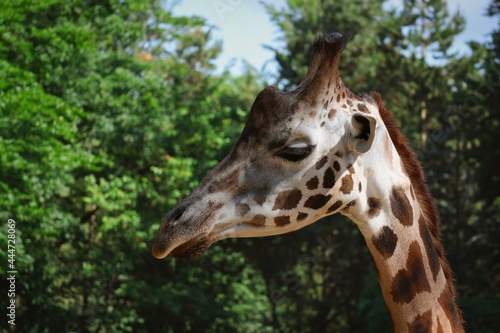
[328,108,337,119]
[306,176,319,190]
[316,156,328,169]
[333,161,341,172]
[357,103,369,113]
[297,212,308,221]
[407,310,433,333]
[358,182,362,192]
[275,215,291,226]
[254,188,270,206]
[340,175,354,194]
[438,287,463,331]
[367,197,382,218]
[323,168,335,188]
[371,226,398,259]
[304,194,332,209]
[326,200,342,214]
[323,100,329,109]
[273,189,302,210]
[251,214,266,226]
[390,241,431,304]
[390,186,413,226]
[419,215,441,281]
[236,203,250,216]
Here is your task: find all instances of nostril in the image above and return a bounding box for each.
[167,205,187,223]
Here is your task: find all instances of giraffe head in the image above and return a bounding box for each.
[152,33,380,259]
[152,32,465,333]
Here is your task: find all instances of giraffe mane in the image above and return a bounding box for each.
[372,91,463,323]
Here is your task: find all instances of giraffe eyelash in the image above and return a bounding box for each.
[276,144,315,162]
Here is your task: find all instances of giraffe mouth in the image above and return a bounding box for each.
[153,219,299,259]
[152,219,248,259]
[162,222,239,259]
[152,231,212,260]
[170,234,211,259]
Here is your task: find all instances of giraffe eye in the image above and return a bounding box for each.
[276,142,315,162]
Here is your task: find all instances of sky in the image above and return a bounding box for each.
[173,0,497,76]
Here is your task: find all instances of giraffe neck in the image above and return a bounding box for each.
[342,96,464,332]
[348,185,463,332]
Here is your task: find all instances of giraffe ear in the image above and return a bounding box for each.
[348,113,377,154]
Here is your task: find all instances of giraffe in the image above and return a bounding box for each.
[152,33,464,332]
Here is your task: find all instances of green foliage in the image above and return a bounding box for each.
[0,0,264,332]
[0,0,498,332]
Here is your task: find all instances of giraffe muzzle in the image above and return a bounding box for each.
[151,218,212,259]
[169,234,210,259]
[152,200,221,259]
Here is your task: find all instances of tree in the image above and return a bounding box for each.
[387,0,465,147]
[443,1,500,330]
[263,0,387,91]
[0,1,270,332]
